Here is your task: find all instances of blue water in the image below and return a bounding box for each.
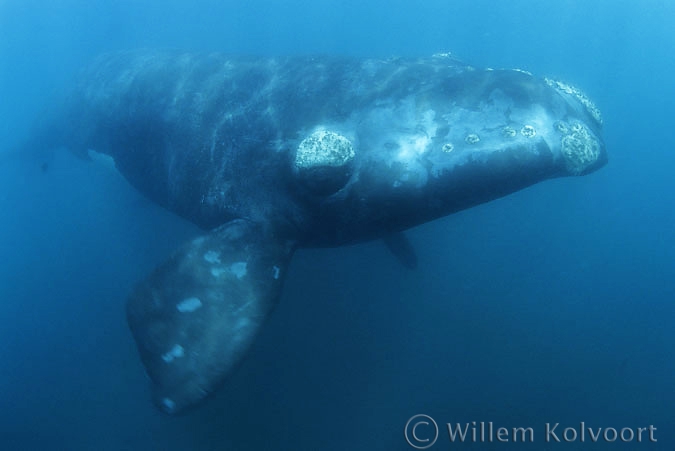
[1,1,673,449]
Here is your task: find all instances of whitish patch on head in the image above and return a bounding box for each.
[162,344,185,363]
[203,250,221,264]
[176,297,202,313]
[396,135,431,162]
[396,109,437,163]
[230,261,247,279]
[272,265,280,280]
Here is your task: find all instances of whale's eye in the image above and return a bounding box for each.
[293,130,355,195]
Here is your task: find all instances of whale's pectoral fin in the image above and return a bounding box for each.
[126,219,295,414]
[382,232,418,269]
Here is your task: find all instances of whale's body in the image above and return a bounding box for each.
[47,51,605,413]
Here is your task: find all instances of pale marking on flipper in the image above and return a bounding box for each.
[230,261,247,279]
[176,297,202,313]
[210,267,228,277]
[162,344,185,363]
[203,250,221,264]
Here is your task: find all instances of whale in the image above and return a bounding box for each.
[35,50,606,413]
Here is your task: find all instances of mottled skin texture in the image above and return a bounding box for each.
[52,51,606,413]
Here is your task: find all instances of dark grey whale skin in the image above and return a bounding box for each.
[51,50,606,413]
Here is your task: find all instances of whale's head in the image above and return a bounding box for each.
[291,68,606,245]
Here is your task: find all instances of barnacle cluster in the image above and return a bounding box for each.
[559,121,602,175]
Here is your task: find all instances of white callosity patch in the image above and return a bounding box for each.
[295,130,355,169]
[464,133,480,144]
[176,297,202,313]
[272,265,280,280]
[507,105,556,147]
[162,344,185,363]
[521,125,536,138]
[545,78,603,126]
[203,250,221,264]
[294,129,356,194]
[430,98,559,179]
[502,126,517,138]
[560,121,601,175]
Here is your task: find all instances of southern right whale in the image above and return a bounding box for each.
[31,50,606,413]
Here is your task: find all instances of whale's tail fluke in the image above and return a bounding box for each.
[126,219,296,414]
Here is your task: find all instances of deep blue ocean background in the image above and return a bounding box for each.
[1,1,673,450]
